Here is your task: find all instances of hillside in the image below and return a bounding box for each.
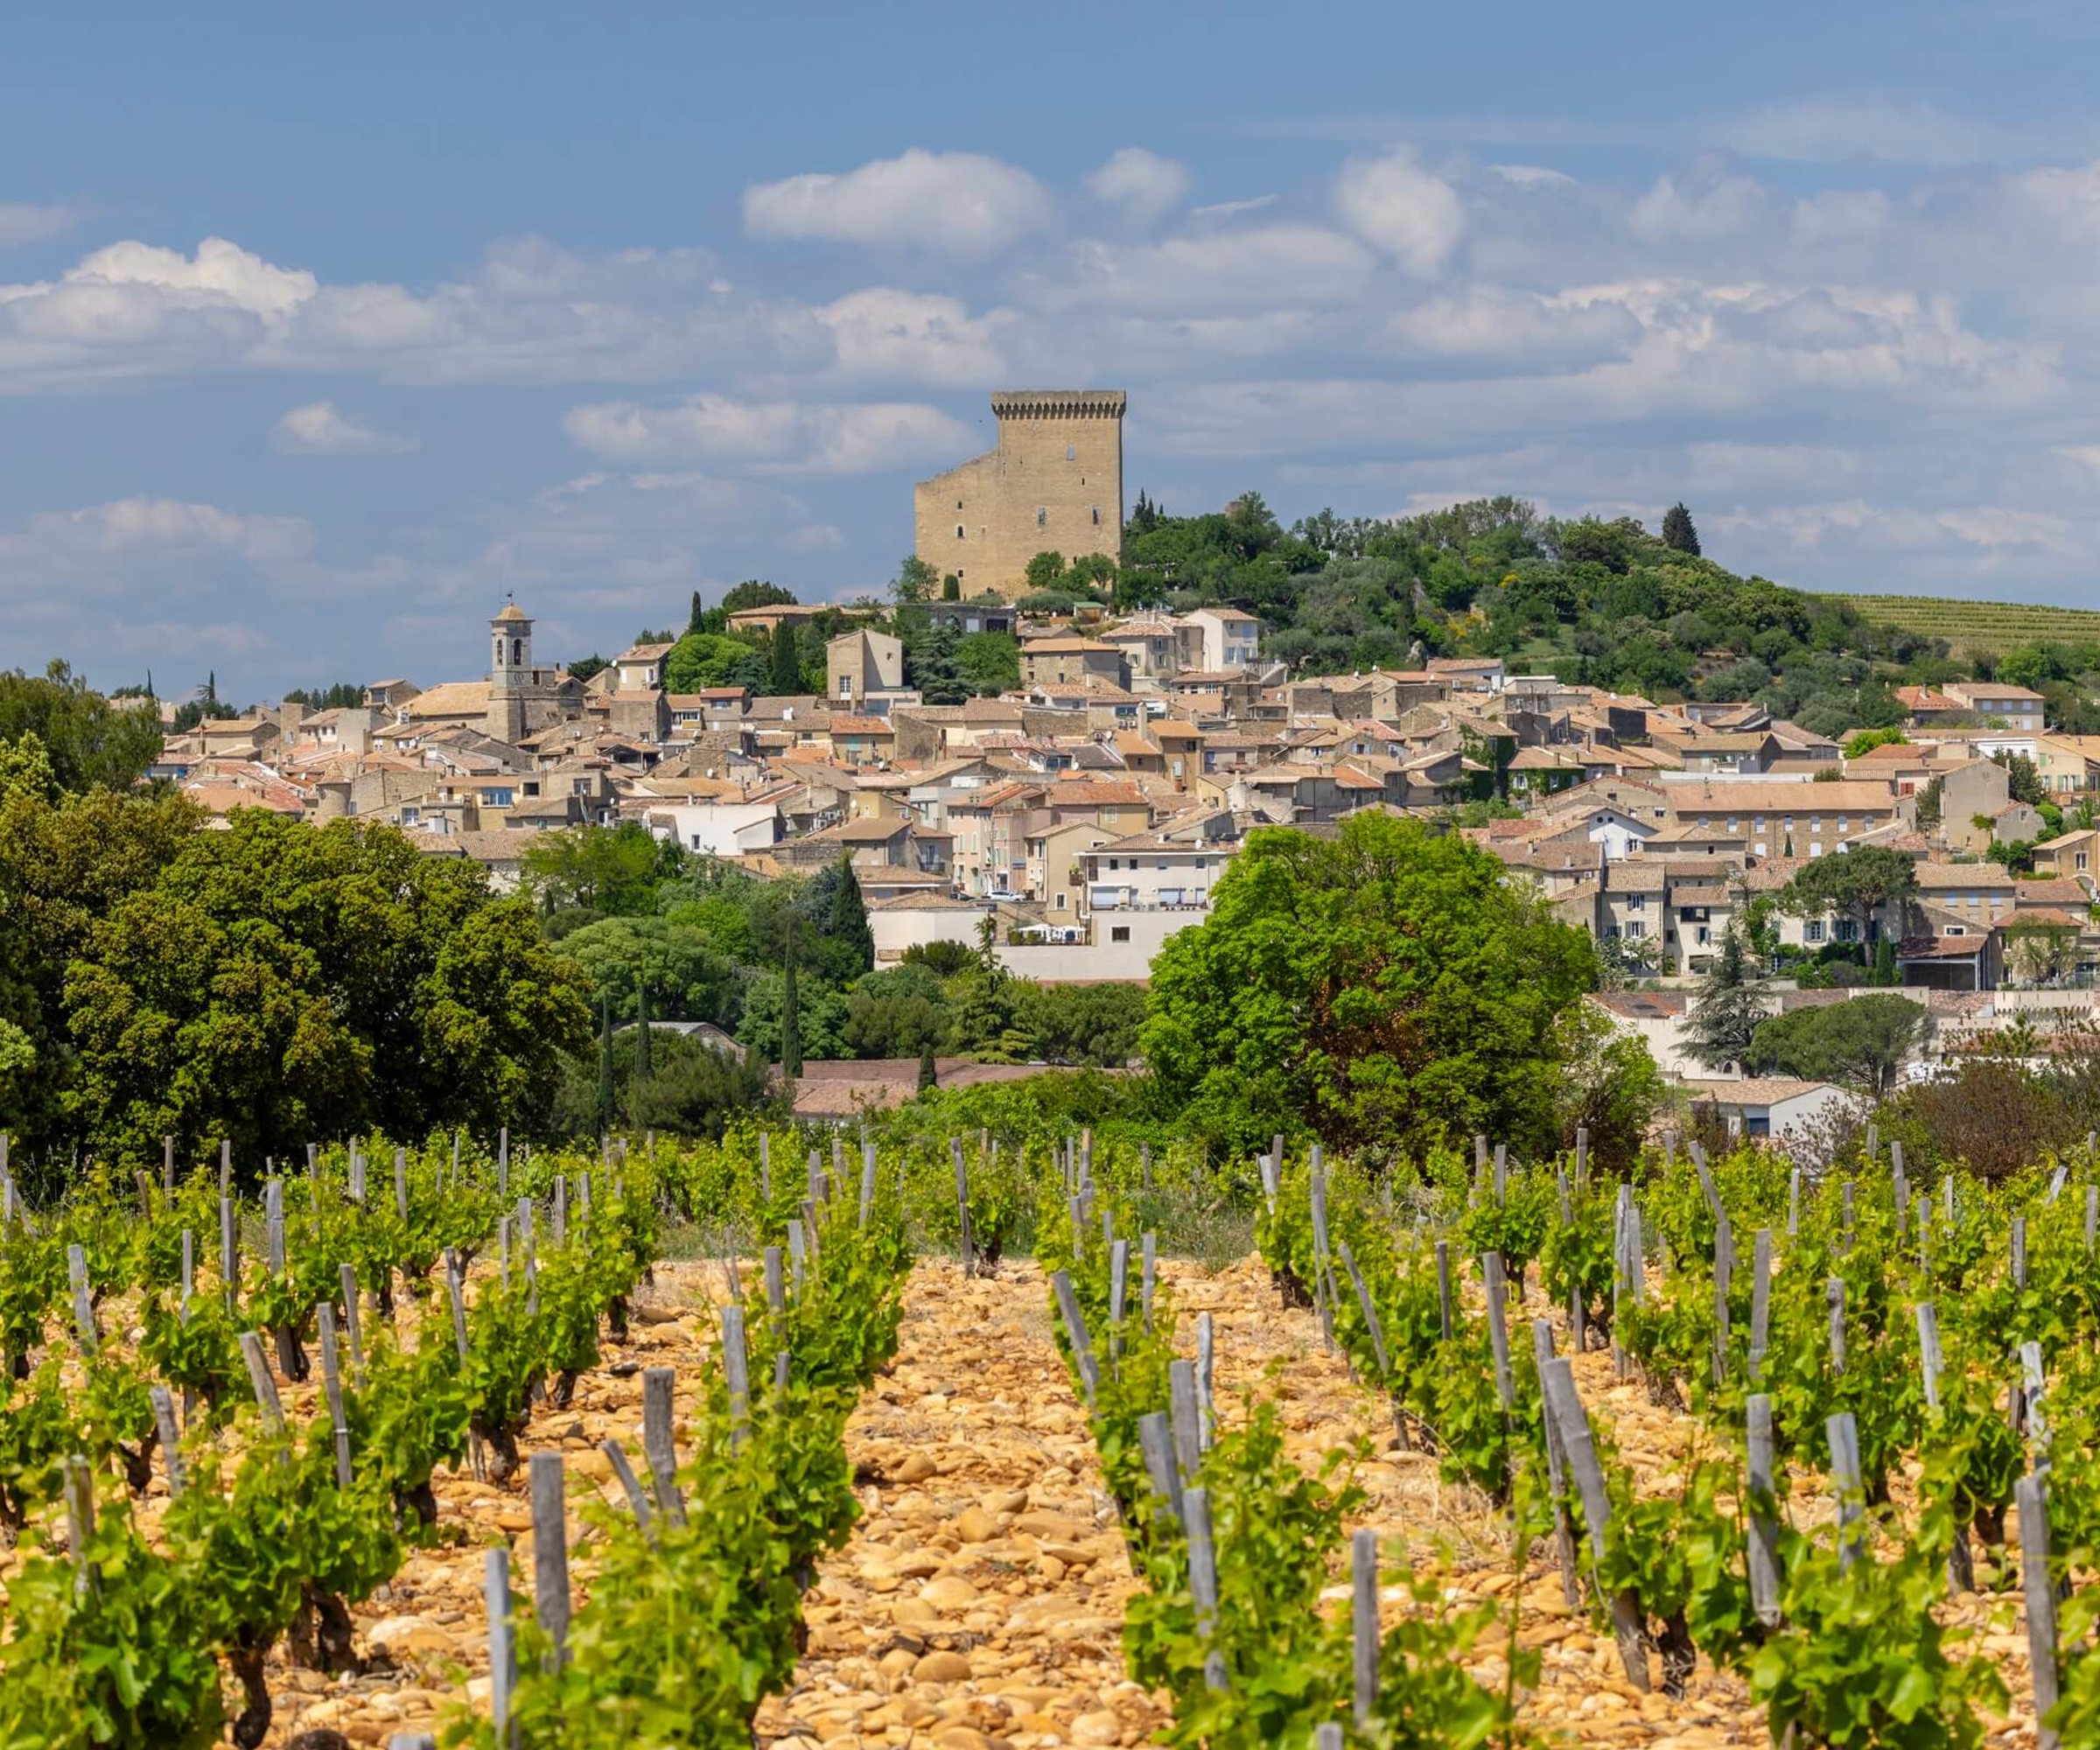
[1819,591,2100,659]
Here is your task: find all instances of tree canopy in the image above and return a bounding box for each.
[1780,847,1921,941]
[1141,814,1610,1156]
[0,662,165,793]
[1746,992,1927,1097]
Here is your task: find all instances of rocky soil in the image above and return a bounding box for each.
[18,1249,2043,1746]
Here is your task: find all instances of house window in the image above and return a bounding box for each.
[1626,893,1645,911]
[1111,926,1130,942]
[2081,852,2090,872]
[1835,920,1859,943]
[1054,894,1066,911]
[1947,925,1965,936]
[1806,920,1826,943]
[1625,921,1647,940]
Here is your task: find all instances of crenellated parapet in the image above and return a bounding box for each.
[989,390,1128,421]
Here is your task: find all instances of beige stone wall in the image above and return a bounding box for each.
[914,391,1125,598]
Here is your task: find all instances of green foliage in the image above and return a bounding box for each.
[60,813,592,1167]
[1661,501,1701,556]
[1684,923,1769,1072]
[1781,847,1921,938]
[522,822,686,923]
[662,632,766,694]
[0,662,167,794]
[1844,726,1907,758]
[1143,815,1597,1155]
[1748,993,1927,1096]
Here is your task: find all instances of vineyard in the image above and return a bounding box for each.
[0,1124,2094,1747]
[1827,592,2100,659]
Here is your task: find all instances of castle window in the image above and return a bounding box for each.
[1067,444,1075,461]
[956,524,965,540]
[1037,507,1047,527]
[1092,506,1101,525]
[956,498,963,509]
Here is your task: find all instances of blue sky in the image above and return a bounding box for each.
[7,2,2100,701]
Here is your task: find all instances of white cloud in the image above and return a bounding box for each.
[814,288,1013,387]
[1332,148,1467,275]
[0,497,317,594]
[742,149,1054,256]
[1628,171,1770,242]
[1486,164,1576,188]
[561,393,976,473]
[0,202,76,248]
[1036,226,1376,312]
[1085,148,1191,227]
[786,522,847,551]
[1717,97,2033,166]
[1189,194,1276,223]
[270,399,417,455]
[1383,285,1642,361]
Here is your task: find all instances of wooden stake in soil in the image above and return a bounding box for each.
[1827,1277,1846,1374]
[1141,1232,1158,1333]
[1540,1357,1649,1690]
[1184,1485,1230,1694]
[1481,1250,1515,1412]
[338,1262,366,1386]
[1195,1311,1215,1452]
[1827,1411,1864,1569]
[66,1243,96,1353]
[150,1386,185,1496]
[318,1306,353,1487]
[1051,1270,1102,1409]
[529,1452,570,1670]
[1434,1240,1454,1341]
[641,1367,686,1526]
[163,1135,176,1194]
[1530,1318,1581,1608]
[237,1331,286,1436]
[1169,1358,1203,1488]
[858,1140,878,1228]
[1746,1393,1782,1627]
[1748,1228,1773,1382]
[1138,1410,1183,1530]
[220,1193,238,1314]
[950,1138,972,1274]
[763,1246,786,1316]
[1108,1239,1130,1373]
[1917,1302,1944,1413]
[2020,1474,2061,1750]
[64,1455,94,1593]
[1352,1527,1380,1727]
[603,1441,654,1536]
[720,1304,752,1447]
[486,1548,515,1744]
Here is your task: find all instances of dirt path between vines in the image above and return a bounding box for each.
[755,1256,1167,1750]
[239,1257,728,1746]
[1171,1255,2034,1750]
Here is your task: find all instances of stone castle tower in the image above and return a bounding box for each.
[914,390,1125,598]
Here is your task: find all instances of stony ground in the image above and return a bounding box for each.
[18,1250,2048,1746]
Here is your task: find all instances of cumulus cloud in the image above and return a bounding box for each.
[1332,148,1466,275]
[742,149,1054,256]
[1036,226,1376,313]
[1383,284,1642,361]
[813,287,1014,386]
[1628,170,1771,242]
[1085,148,1192,227]
[561,393,976,473]
[270,400,417,455]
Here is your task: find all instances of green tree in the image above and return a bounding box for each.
[954,633,1021,696]
[1660,502,1701,556]
[948,919,1032,1063]
[1991,750,2048,808]
[1872,935,1899,986]
[917,1043,938,1092]
[906,615,968,705]
[1010,981,1148,1066]
[1024,550,1068,592]
[766,622,801,696]
[1781,847,1920,945]
[720,579,797,615]
[634,976,652,1082]
[842,963,950,1059]
[60,813,591,1166]
[1843,726,1907,759]
[1142,815,1596,1153]
[519,822,682,923]
[624,1032,780,1139]
[1747,993,1927,1097]
[893,556,937,605]
[662,631,766,694]
[779,913,802,1078]
[800,858,873,981]
[942,573,961,601]
[0,662,166,793]
[596,987,615,1135]
[1684,923,1768,1072]
[556,914,740,1023]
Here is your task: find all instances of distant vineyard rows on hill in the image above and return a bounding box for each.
[1828,592,2100,657]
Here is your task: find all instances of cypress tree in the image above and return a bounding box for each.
[918,1043,938,1092]
[769,621,800,696]
[687,589,705,635]
[1661,501,1701,556]
[596,986,615,1134]
[827,856,874,975]
[780,912,802,1080]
